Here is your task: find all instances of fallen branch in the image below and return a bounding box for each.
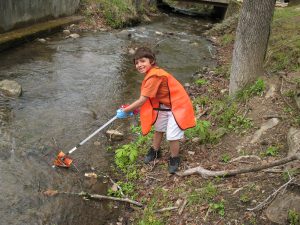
[177,154,300,178]
[43,190,143,207]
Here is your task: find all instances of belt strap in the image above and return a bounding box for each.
[153,108,171,111]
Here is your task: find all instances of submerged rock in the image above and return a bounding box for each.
[0,80,22,97]
[63,29,71,35]
[67,33,80,39]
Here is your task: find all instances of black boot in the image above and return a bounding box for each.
[144,147,161,164]
[168,156,180,174]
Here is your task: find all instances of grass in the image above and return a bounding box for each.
[188,182,219,205]
[265,6,300,72]
[236,78,266,102]
[288,209,300,225]
[81,0,138,28]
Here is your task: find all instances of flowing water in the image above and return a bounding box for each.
[0,14,216,225]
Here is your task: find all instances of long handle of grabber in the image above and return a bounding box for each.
[68,116,118,155]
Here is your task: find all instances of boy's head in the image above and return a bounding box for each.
[133,47,156,65]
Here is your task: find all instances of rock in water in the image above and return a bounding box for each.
[106,130,124,141]
[68,33,80,39]
[0,80,22,97]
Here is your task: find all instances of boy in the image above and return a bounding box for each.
[116,47,195,174]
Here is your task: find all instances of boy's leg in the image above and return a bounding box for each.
[144,110,167,164]
[153,131,164,150]
[169,140,179,157]
[166,111,183,174]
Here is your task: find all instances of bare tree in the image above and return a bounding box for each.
[229,0,276,95]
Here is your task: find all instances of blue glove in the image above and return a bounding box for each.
[116,109,133,119]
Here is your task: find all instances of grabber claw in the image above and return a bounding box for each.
[52,116,118,169]
[53,151,73,168]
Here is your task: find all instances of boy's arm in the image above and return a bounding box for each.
[123,95,148,113]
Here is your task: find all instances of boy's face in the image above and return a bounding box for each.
[135,57,153,74]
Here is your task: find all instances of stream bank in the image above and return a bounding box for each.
[106,2,300,225]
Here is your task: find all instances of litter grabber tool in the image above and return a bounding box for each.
[53,115,118,168]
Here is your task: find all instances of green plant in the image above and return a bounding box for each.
[288,209,300,225]
[237,78,266,101]
[264,146,279,157]
[284,107,293,114]
[221,33,234,46]
[283,168,300,181]
[115,144,138,170]
[209,200,225,217]
[195,78,208,86]
[293,115,300,126]
[220,153,231,163]
[240,193,251,203]
[216,101,237,127]
[228,115,253,132]
[284,90,296,98]
[193,96,209,107]
[131,125,153,146]
[214,64,230,77]
[138,197,165,225]
[100,0,137,28]
[138,212,164,225]
[188,182,218,205]
[107,181,135,198]
[185,120,211,143]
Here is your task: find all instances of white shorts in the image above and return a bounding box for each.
[154,105,184,141]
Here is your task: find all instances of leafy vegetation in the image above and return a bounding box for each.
[236,78,266,101]
[185,119,212,143]
[80,0,139,28]
[220,153,231,163]
[107,181,136,198]
[264,146,279,157]
[220,33,234,46]
[209,200,225,217]
[288,209,300,225]
[188,182,218,205]
[195,78,209,86]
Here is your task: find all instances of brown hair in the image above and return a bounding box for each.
[133,47,156,65]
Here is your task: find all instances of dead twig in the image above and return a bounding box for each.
[155,206,178,213]
[178,199,188,215]
[43,190,143,207]
[247,177,295,211]
[197,107,210,119]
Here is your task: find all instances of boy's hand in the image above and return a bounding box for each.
[116,109,133,119]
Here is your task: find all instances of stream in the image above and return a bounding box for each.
[0,14,216,225]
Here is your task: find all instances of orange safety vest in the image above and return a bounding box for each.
[140,67,196,135]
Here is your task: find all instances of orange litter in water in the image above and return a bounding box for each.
[53,151,73,168]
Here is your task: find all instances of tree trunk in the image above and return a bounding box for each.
[229,0,276,95]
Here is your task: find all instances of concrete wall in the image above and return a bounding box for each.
[0,0,80,33]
